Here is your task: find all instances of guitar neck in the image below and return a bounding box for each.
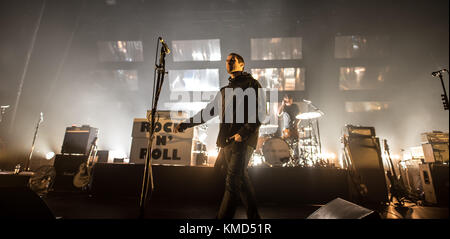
[86,144,98,166]
[383,140,398,179]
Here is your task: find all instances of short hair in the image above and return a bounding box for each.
[229,53,245,64]
[284,94,293,99]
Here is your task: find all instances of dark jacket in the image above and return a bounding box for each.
[179,71,264,148]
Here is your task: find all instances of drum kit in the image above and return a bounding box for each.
[251,100,328,168]
[192,124,209,165]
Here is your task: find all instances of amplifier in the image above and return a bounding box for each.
[61,125,98,155]
[421,131,449,144]
[404,162,423,193]
[344,125,376,138]
[422,143,449,163]
[419,163,449,205]
[96,150,109,163]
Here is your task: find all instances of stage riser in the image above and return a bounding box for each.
[90,163,349,205]
[251,167,349,204]
[0,174,32,188]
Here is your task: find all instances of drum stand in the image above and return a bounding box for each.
[298,118,323,167]
[299,119,314,166]
[296,100,326,167]
[284,137,300,167]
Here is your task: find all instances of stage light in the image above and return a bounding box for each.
[207,150,218,157]
[319,151,336,160]
[45,152,55,160]
[198,132,207,143]
[338,153,345,169]
[105,0,116,5]
[402,151,412,161]
[328,152,336,160]
[252,154,263,166]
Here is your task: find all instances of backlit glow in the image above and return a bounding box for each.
[45,152,55,160]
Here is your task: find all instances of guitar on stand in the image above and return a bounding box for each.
[73,136,98,190]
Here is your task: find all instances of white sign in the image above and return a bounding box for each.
[129,117,193,166]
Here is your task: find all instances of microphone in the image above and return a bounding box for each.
[0,105,10,109]
[40,112,44,122]
[159,37,171,54]
[432,69,448,77]
[303,99,312,104]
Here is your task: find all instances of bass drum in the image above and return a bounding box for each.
[262,137,291,167]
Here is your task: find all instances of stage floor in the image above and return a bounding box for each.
[42,192,448,219]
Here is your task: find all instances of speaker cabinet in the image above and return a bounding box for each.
[346,136,388,204]
[307,197,380,219]
[0,187,55,219]
[422,143,449,163]
[96,150,109,163]
[419,163,449,206]
[53,154,87,191]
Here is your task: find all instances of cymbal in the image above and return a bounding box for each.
[300,126,313,131]
[296,111,323,120]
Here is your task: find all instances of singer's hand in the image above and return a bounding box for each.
[230,134,242,142]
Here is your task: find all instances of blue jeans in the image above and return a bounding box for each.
[215,142,260,219]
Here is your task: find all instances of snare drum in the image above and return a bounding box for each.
[262,137,291,167]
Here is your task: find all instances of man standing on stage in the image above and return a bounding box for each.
[174,53,263,219]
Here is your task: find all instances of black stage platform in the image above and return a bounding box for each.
[88,163,350,205]
[1,164,448,219]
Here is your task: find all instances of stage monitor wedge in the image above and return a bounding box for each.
[0,187,55,219]
[307,197,380,219]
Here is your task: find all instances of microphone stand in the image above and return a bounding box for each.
[0,106,8,123]
[25,112,43,171]
[139,37,168,219]
[435,71,449,110]
[307,102,324,156]
[434,71,450,152]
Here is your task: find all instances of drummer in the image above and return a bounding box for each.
[277,94,300,138]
